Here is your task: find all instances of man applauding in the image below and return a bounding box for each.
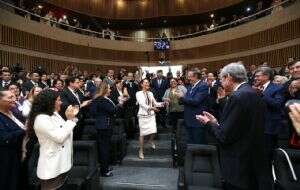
[197,63,272,190]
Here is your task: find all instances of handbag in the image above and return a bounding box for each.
[289,131,300,149]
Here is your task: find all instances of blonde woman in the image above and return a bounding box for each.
[136,79,165,159]
[90,82,123,177]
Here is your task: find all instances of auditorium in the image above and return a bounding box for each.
[0,0,300,190]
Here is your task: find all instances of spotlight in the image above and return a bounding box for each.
[63,15,67,19]
[140,22,143,26]
[37,5,43,9]
[246,7,251,12]
[210,13,214,18]
[107,21,110,25]
[163,19,167,23]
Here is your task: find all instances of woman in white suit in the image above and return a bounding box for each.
[136,79,165,159]
[26,89,79,190]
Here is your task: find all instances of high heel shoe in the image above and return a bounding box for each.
[150,142,156,150]
[139,150,144,160]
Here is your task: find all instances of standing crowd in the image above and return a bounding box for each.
[0,58,300,190]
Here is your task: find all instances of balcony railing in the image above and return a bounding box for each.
[0,0,297,42]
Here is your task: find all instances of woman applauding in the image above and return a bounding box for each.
[27,89,79,190]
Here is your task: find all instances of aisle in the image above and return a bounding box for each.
[100,131,178,190]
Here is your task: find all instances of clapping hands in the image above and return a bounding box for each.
[196,111,218,125]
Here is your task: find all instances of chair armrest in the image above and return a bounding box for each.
[178,167,186,190]
[186,144,217,153]
[85,168,98,181]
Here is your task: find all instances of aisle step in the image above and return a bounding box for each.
[127,140,171,156]
[122,155,173,168]
[100,166,178,190]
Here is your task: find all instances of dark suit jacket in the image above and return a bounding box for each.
[151,78,169,101]
[59,88,81,120]
[90,97,119,130]
[0,80,11,90]
[123,80,138,106]
[208,83,271,189]
[181,81,209,128]
[262,82,284,135]
[0,112,25,190]
[86,81,97,98]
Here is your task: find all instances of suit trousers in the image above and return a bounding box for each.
[264,134,278,167]
[97,129,112,175]
[156,107,167,127]
[169,112,183,134]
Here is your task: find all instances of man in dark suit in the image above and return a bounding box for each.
[60,77,91,140]
[197,63,272,190]
[254,66,285,165]
[22,71,40,96]
[151,70,169,128]
[123,72,139,138]
[176,68,209,144]
[0,70,12,90]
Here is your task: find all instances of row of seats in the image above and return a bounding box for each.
[82,118,129,164]
[175,119,300,190]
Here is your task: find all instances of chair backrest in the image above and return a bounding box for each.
[73,141,97,166]
[82,119,97,140]
[27,143,40,188]
[184,144,222,188]
[113,118,125,135]
[273,148,300,190]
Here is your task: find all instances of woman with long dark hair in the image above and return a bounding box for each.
[27,89,79,190]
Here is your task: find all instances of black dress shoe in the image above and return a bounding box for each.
[101,171,113,177]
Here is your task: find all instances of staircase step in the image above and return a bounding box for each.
[134,133,173,141]
[100,166,178,190]
[127,140,171,156]
[122,155,173,168]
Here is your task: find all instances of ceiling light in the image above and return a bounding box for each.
[37,5,43,9]
[163,19,167,23]
[210,13,214,18]
[246,7,251,12]
[63,15,67,19]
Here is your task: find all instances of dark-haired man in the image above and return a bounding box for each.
[0,70,12,90]
[21,72,40,96]
[60,77,91,140]
[151,70,169,128]
[254,66,284,167]
[176,68,209,144]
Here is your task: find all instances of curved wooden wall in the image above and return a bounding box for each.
[47,0,242,20]
[0,2,300,73]
[0,50,137,74]
[1,18,299,63]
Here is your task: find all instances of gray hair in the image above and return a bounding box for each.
[220,62,248,83]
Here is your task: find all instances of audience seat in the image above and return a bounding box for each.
[82,118,97,140]
[65,141,99,190]
[176,119,187,167]
[27,143,40,190]
[178,144,222,190]
[273,148,300,190]
[110,118,127,164]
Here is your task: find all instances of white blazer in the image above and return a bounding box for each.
[34,113,76,180]
[136,91,164,116]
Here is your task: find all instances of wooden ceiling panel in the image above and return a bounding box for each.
[47,0,243,20]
